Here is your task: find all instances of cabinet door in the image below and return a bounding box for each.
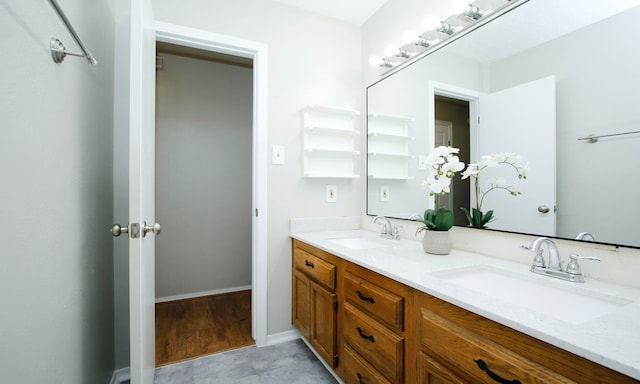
[310,279,338,368]
[292,269,310,339]
[419,352,470,384]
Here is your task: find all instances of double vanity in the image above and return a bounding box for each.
[290,228,640,383]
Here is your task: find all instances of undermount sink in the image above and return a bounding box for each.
[430,266,633,324]
[328,236,397,250]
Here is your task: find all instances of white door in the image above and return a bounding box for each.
[129,0,156,383]
[477,76,556,236]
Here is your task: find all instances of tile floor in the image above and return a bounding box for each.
[153,339,338,384]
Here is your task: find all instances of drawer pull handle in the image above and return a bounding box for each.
[356,290,375,304]
[356,327,376,343]
[474,359,522,384]
[304,260,315,268]
[356,372,365,384]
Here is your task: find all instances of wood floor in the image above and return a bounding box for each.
[155,290,254,366]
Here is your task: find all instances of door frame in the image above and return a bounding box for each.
[428,81,480,209]
[154,21,269,347]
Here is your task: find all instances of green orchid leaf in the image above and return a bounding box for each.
[460,207,472,224]
[482,210,494,225]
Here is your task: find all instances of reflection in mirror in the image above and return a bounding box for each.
[367,0,640,248]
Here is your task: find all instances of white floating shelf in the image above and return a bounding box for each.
[368,113,414,122]
[305,126,360,135]
[304,173,361,179]
[305,148,360,155]
[303,104,360,179]
[368,152,413,159]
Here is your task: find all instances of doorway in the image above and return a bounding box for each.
[153,43,254,364]
[434,95,471,226]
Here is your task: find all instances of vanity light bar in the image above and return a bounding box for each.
[370,0,529,77]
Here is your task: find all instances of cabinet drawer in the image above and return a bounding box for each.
[420,307,575,384]
[343,344,392,384]
[344,271,404,331]
[293,247,336,289]
[344,302,404,384]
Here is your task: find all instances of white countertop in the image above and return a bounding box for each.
[290,229,640,380]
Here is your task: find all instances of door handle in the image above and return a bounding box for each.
[143,221,161,237]
[111,224,128,237]
[111,223,141,238]
[537,205,550,213]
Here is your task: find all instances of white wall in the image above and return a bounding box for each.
[0,0,116,382]
[118,0,363,346]
[155,52,253,298]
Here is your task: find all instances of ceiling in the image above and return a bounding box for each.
[270,0,388,25]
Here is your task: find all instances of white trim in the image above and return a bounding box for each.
[155,285,252,303]
[154,21,269,348]
[266,329,301,346]
[110,367,131,384]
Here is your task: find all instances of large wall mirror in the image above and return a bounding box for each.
[367,0,640,248]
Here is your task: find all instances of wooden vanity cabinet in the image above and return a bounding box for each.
[415,291,639,384]
[340,262,414,384]
[291,239,338,368]
[291,239,638,384]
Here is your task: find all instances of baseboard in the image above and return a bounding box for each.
[265,329,301,346]
[155,285,252,303]
[299,337,345,384]
[110,367,130,384]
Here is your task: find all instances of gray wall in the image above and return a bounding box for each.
[155,52,253,298]
[0,1,115,383]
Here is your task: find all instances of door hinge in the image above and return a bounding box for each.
[333,354,339,367]
[255,208,259,217]
[478,115,481,124]
[333,298,338,310]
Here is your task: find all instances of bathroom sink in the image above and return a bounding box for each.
[430,266,633,324]
[328,236,397,250]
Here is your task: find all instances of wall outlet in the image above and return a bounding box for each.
[326,185,337,203]
[380,186,390,202]
[272,145,285,165]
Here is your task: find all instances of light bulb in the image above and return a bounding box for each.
[384,44,398,57]
[424,16,441,31]
[369,56,384,67]
[450,0,469,15]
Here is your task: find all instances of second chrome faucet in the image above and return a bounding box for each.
[523,237,600,283]
[372,215,400,240]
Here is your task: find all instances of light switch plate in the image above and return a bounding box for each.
[418,155,428,171]
[272,145,285,165]
[380,186,390,202]
[326,185,337,203]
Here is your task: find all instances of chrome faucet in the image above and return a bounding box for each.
[372,215,400,240]
[575,232,595,241]
[530,237,562,271]
[522,237,600,283]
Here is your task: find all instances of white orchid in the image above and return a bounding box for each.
[419,146,465,231]
[461,151,528,228]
